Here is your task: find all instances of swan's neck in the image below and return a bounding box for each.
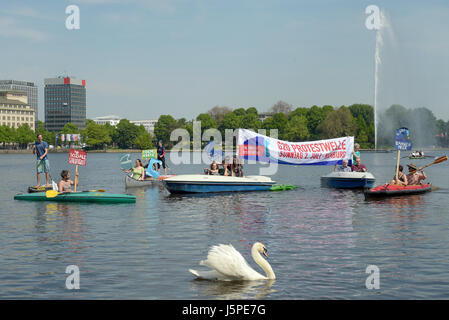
[252,247,276,280]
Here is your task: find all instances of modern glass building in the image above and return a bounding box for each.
[44,76,86,132]
[0,80,38,125]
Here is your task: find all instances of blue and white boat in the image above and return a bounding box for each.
[320,171,376,189]
[163,174,276,194]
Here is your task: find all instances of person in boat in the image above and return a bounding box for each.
[335,159,352,172]
[157,140,167,176]
[124,159,145,181]
[406,164,427,185]
[204,161,220,175]
[33,133,50,186]
[389,164,408,186]
[58,170,78,192]
[231,156,244,177]
[352,143,361,165]
[351,158,367,172]
[218,157,231,176]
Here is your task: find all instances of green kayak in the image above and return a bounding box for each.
[14,191,136,204]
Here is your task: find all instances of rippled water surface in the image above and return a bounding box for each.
[1,151,449,299]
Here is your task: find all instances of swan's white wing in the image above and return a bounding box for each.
[189,269,229,281]
[201,244,265,280]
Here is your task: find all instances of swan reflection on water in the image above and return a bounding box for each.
[190,279,275,300]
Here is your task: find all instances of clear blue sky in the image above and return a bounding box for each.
[1,0,448,121]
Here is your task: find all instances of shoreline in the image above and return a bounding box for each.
[1,148,447,155]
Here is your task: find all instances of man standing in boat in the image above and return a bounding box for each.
[33,134,50,186]
[406,164,427,185]
[157,140,167,176]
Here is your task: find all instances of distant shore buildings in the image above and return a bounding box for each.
[92,115,157,134]
[44,76,86,132]
[0,90,36,130]
[0,80,38,127]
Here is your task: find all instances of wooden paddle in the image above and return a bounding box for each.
[417,155,447,171]
[45,189,105,198]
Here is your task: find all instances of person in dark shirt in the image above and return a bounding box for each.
[33,134,50,186]
[351,158,367,172]
[157,140,167,176]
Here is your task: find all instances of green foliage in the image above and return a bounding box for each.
[219,112,241,134]
[196,113,217,131]
[285,115,310,141]
[154,115,178,147]
[134,126,154,149]
[60,122,79,134]
[316,106,357,139]
[114,119,140,149]
[16,123,35,148]
[81,121,111,149]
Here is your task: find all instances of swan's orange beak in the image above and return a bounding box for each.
[263,248,268,258]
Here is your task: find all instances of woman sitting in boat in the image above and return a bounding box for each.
[231,156,244,177]
[58,170,78,192]
[351,158,367,172]
[406,164,427,185]
[334,159,352,172]
[389,165,408,186]
[124,159,145,181]
[204,161,219,175]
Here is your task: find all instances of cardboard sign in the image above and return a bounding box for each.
[68,149,87,166]
[395,127,412,151]
[142,149,157,159]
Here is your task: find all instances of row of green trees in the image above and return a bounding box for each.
[1,102,448,150]
[153,102,375,148]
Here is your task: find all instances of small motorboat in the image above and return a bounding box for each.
[125,174,176,188]
[163,174,276,194]
[14,191,136,203]
[364,183,431,199]
[320,171,376,189]
[409,150,426,159]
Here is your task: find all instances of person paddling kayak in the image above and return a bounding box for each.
[406,164,427,185]
[58,170,78,192]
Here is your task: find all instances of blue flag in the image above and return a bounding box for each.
[395,127,412,151]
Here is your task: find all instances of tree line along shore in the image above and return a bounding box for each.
[1,101,448,150]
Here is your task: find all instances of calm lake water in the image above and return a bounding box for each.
[1,151,449,299]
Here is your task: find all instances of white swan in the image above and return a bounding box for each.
[189,242,276,281]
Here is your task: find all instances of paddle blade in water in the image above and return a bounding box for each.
[46,190,59,198]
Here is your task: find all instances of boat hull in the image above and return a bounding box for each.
[125,175,157,188]
[321,172,376,189]
[364,183,431,199]
[14,191,136,203]
[163,174,276,194]
[125,174,176,188]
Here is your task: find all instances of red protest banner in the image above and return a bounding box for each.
[68,149,87,166]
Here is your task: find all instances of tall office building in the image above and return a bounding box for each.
[44,76,86,132]
[0,80,38,124]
